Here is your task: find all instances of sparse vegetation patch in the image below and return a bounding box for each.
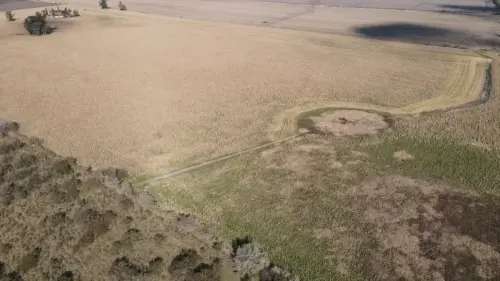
[118,1,128,11]
[5,11,15,21]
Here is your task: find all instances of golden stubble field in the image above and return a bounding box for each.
[0,8,489,176]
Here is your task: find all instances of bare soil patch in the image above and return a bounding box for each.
[308,110,390,136]
[393,150,414,161]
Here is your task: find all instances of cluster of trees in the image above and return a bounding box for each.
[4,7,80,22]
[99,0,127,10]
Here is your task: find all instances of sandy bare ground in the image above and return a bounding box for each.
[0,8,489,175]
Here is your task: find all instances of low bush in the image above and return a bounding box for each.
[24,15,49,35]
[5,10,15,21]
[118,1,127,11]
[99,0,109,9]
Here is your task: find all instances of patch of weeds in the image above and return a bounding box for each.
[435,192,500,252]
[365,135,500,193]
[350,229,380,280]
[222,212,341,281]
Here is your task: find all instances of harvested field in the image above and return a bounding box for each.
[0,8,491,176]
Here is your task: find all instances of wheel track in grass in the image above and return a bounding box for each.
[140,54,493,185]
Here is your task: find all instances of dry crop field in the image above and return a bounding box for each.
[1,7,499,281]
[0,8,490,175]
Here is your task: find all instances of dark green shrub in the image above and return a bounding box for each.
[24,15,48,35]
[99,0,109,9]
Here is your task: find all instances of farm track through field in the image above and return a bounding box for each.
[269,55,492,140]
[140,56,493,184]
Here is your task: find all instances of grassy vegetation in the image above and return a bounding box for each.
[149,154,356,281]
[147,125,500,281]
[364,135,500,193]
[394,54,500,152]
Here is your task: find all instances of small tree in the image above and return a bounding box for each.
[24,15,49,35]
[99,0,109,9]
[5,10,15,21]
[118,1,127,10]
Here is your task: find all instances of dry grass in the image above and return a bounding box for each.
[395,53,500,152]
[0,123,238,281]
[2,7,500,281]
[140,58,500,281]
[0,8,484,176]
[148,129,500,281]
[268,55,489,139]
